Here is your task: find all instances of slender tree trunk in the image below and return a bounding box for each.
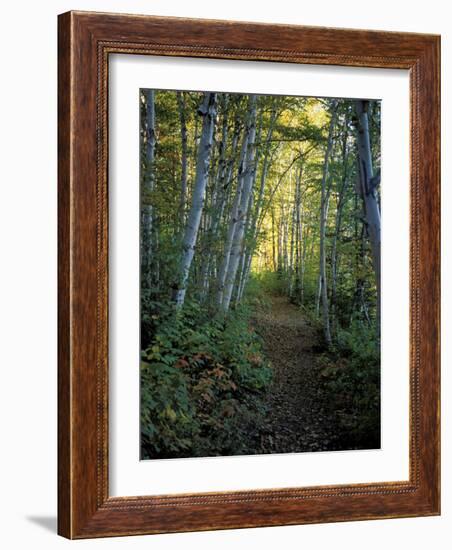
[352,225,371,326]
[222,95,258,312]
[177,92,188,226]
[282,208,289,275]
[277,210,282,276]
[211,111,241,254]
[233,111,264,305]
[271,208,277,272]
[236,251,252,303]
[198,98,231,301]
[331,120,350,331]
[330,181,347,328]
[235,212,251,305]
[300,224,309,304]
[141,90,156,288]
[355,100,381,326]
[319,103,337,346]
[215,122,248,306]
[288,175,296,297]
[235,106,278,302]
[173,93,217,309]
[315,274,322,316]
[291,163,302,301]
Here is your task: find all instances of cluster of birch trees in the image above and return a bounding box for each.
[140,89,381,344]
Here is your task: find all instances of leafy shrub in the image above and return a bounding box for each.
[141,361,197,456]
[241,275,271,311]
[251,271,286,297]
[318,320,380,449]
[140,301,272,459]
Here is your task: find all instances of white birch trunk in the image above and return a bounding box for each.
[222,95,258,312]
[141,90,156,286]
[319,103,337,345]
[300,225,309,304]
[173,93,217,309]
[213,114,241,235]
[355,100,381,323]
[235,108,278,303]
[215,121,249,306]
[235,226,249,305]
[292,163,302,300]
[198,97,231,301]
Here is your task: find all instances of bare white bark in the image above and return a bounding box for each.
[198,96,232,301]
[235,106,278,304]
[173,93,217,309]
[319,102,337,346]
[141,90,156,286]
[212,112,241,238]
[222,95,258,312]
[234,206,252,305]
[291,163,303,301]
[355,100,381,324]
[215,117,250,306]
[300,224,310,304]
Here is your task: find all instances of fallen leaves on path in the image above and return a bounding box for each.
[252,295,343,454]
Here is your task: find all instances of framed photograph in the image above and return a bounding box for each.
[58,11,440,538]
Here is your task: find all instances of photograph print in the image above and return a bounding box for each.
[139,89,381,460]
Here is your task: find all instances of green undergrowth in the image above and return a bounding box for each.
[317,320,381,449]
[140,298,272,459]
[249,270,286,297]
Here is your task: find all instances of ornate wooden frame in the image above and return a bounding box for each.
[58,10,440,538]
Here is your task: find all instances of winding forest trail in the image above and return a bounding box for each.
[253,294,341,454]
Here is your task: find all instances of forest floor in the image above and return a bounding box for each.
[252,294,342,454]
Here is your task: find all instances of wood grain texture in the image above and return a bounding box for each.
[58,10,440,539]
[57,10,72,538]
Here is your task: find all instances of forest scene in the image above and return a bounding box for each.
[140,89,381,460]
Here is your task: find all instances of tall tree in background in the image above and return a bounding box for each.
[140,90,381,345]
[216,103,250,307]
[318,101,337,346]
[222,95,258,312]
[173,92,217,309]
[140,91,382,462]
[330,109,351,332]
[236,103,279,304]
[291,162,303,302]
[177,92,188,225]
